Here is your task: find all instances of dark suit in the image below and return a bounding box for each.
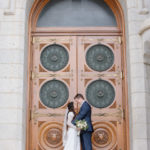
[72,101,93,150]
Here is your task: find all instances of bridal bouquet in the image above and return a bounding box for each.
[75,120,88,135]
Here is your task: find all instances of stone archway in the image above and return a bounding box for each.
[23,0,131,150]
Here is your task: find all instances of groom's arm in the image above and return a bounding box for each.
[72,103,90,125]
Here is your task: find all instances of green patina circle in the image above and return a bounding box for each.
[86,44,114,72]
[40,44,69,71]
[40,80,69,108]
[86,80,115,108]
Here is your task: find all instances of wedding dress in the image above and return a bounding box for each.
[63,111,80,150]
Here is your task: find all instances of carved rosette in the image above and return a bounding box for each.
[40,80,69,108]
[45,128,62,147]
[93,128,111,146]
[86,44,114,72]
[40,44,69,71]
[92,122,117,149]
[86,80,115,108]
[39,122,63,149]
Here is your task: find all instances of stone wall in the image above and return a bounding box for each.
[127,0,150,149]
[0,0,150,150]
[140,19,150,149]
[126,0,149,149]
[0,0,25,149]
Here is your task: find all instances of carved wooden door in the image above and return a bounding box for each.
[30,35,125,150]
[31,36,77,150]
[78,36,124,150]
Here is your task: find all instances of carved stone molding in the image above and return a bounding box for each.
[144,40,150,65]
[138,0,149,15]
[139,8,149,15]
[4,0,16,15]
[139,18,150,35]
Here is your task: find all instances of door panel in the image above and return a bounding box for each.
[30,35,125,150]
[78,36,124,150]
[31,36,77,150]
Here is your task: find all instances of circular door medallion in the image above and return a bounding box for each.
[86,80,115,108]
[46,128,62,146]
[40,44,69,71]
[86,44,114,72]
[40,80,69,108]
[93,128,111,146]
[39,122,63,149]
[92,122,117,149]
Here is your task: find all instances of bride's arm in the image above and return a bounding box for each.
[67,112,76,129]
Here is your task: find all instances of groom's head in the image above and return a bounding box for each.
[74,93,84,104]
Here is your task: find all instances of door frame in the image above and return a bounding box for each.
[26,0,129,150]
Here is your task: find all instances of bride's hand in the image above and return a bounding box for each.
[77,127,81,131]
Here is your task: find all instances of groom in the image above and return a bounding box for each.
[72,93,93,150]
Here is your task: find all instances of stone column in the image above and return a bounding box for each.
[0,0,26,150]
[139,18,150,149]
[127,0,149,149]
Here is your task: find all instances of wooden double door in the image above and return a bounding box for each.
[30,35,126,150]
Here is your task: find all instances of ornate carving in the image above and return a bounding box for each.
[81,70,122,79]
[39,122,63,149]
[31,71,73,79]
[40,44,47,50]
[46,128,62,145]
[40,80,69,108]
[84,79,92,86]
[39,65,46,72]
[84,43,91,50]
[93,129,109,145]
[93,107,124,122]
[40,44,69,71]
[92,122,116,149]
[86,44,114,72]
[32,37,72,44]
[86,80,115,108]
[82,38,119,44]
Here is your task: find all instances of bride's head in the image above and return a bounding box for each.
[67,102,74,111]
[67,102,75,114]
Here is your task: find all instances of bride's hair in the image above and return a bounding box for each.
[67,102,76,119]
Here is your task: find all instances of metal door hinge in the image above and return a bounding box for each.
[123,108,126,120]
[120,71,123,79]
[31,71,35,80]
[118,36,122,44]
[30,71,34,80]
[32,37,36,44]
[31,37,34,44]
[29,109,32,121]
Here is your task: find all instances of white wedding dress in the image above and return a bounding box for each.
[63,112,80,150]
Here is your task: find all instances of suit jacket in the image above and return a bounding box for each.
[72,101,93,133]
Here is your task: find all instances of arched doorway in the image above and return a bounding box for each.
[26,0,129,149]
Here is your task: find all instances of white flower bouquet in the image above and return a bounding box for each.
[75,120,88,135]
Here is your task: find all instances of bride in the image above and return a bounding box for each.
[63,102,80,150]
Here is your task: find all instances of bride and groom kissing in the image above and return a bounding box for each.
[63,93,93,150]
